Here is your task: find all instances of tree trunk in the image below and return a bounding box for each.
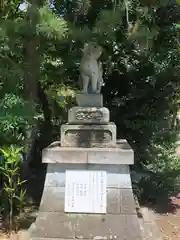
[22,2,41,174]
[24,3,40,102]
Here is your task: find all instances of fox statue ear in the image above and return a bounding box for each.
[81,43,89,53]
[84,42,89,48]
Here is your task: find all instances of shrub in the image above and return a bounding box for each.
[0,93,36,146]
[132,128,180,205]
[0,145,27,231]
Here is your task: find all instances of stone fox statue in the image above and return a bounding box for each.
[78,42,104,94]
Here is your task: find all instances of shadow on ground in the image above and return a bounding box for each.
[139,195,180,215]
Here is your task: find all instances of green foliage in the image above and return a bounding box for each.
[37,6,68,39]
[132,128,180,203]
[0,145,27,231]
[93,9,123,41]
[0,0,23,19]
[136,152,180,202]
[0,93,36,145]
[0,0,69,146]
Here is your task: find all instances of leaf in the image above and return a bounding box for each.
[17,177,27,185]
[13,195,21,201]
[0,148,9,158]
[4,182,15,193]
[0,166,5,171]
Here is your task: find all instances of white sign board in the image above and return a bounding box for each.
[64,170,107,214]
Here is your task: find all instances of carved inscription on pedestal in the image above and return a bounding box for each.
[76,109,103,121]
[68,107,110,124]
[64,129,112,147]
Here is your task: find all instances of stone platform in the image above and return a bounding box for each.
[28,140,144,240]
[42,140,134,165]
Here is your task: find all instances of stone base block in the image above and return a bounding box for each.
[68,107,110,124]
[28,164,143,240]
[76,93,103,107]
[61,123,116,148]
[30,213,141,240]
[26,149,162,240]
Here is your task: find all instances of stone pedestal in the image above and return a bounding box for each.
[28,141,143,240]
[27,93,147,240]
[61,94,116,148]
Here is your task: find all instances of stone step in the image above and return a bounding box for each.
[30,212,142,240]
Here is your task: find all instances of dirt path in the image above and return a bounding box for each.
[156,212,180,240]
[155,199,180,240]
[147,196,180,240]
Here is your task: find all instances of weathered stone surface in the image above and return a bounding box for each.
[117,139,132,149]
[74,214,141,239]
[107,188,120,214]
[42,141,134,165]
[44,164,132,188]
[44,164,86,187]
[68,107,109,124]
[42,147,86,164]
[61,123,116,148]
[87,149,134,165]
[31,212,141,239]
[76,93,103,107]
[120,189,137,214]
[30,213,76,238]
[88,165,132,188]
[40,187,65,212]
